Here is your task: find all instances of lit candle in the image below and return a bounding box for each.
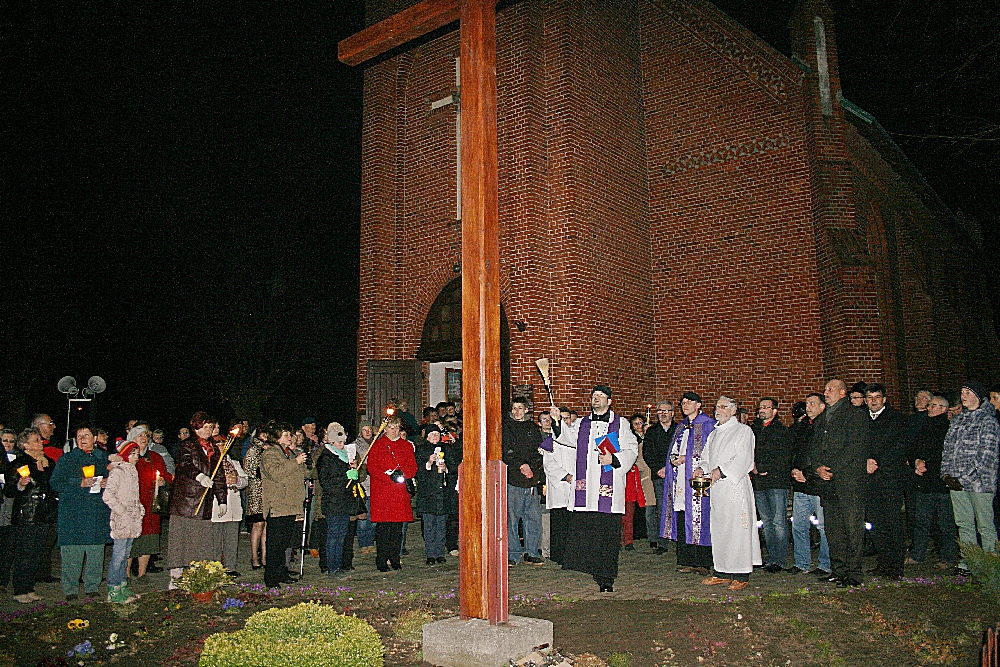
[82,465,95,479]
[17,465,30,478]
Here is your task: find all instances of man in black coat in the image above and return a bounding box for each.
[809,379,871,587]
[502,397,544,566]
[643,401,677,553]
[864,383,908,579]
[751,398,793,572]
[909,394,959,567]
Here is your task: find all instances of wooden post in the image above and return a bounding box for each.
[458,0,502,623]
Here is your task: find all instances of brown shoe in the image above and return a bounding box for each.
[727,580,750,591]
[694,567,711,576]
[676,566,693,573]
[701,576,732,586]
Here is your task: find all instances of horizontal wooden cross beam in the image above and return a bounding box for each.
[338,0,459,66]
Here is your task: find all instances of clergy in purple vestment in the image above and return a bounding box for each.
[661,391,717,572]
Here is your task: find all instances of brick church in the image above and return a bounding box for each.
[355,0,998,420]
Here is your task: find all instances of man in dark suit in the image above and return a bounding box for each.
[810,379,870,587]
[864,383,908,579]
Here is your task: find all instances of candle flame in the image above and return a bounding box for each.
[230,426,241,436]
[386,407,395,416]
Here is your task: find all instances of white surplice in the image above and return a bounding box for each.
[696,417,762,574]
[551,411,638,514]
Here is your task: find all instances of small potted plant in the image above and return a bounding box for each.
[173,561,234,602]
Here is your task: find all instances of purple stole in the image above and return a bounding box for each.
[574,412,621,513]
[659,415,714,546]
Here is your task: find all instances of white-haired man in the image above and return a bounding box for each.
[696,396,761,591]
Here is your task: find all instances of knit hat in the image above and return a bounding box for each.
[422,423,442,438]
[118,441,140,459]
[592,385,613,399]
[962,379,989,406]
[326,422,347,443]
[358,418,372,430]
[125,425,148,443]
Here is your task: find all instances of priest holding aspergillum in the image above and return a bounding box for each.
[548,385,638,593]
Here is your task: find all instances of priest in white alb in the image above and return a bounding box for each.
[548,385,638,592]
[695,396,762,591]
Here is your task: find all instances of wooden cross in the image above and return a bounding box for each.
[340,0,506,624]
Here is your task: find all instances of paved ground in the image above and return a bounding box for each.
[1,521,954,612]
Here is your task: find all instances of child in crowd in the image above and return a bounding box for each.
[103,441,144,603]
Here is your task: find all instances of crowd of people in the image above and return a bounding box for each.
[0,378,995,603]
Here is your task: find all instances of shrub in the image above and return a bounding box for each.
[199,602,383,667]
[607,651,631,667]
[959,541,1000,605]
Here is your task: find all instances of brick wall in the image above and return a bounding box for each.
[356,0,996,419]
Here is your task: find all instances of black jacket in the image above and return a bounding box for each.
[808,398,870,493]
[751,416,793,491]
[643,421,676,475]
[911,413,951,494]
[315,447,359,517]
[791,417,822,496]
[502,416,543,488]
[867,406,908,490]
[3,453,58,525]
[415,437,462,515]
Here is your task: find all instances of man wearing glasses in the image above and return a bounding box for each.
[34,415,62,462]
[643,401,676,554]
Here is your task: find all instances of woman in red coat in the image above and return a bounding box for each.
[124,426,173,578]
[367,415,417,571]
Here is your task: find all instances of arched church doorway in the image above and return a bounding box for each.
[416,276,511,412]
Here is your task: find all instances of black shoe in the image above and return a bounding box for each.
[251,563,262,570]
[808,568,829,576]
[508,560,517,567]
[226,571,241,579]
[764,563,783,573]
[624,544,635,551]
[391,561,402,570]
[787,567,806,574]
[599,585,613,593]
[36,575,59,584]
[840,577,863,587]
[377,564,390,572]
[815,570,835,581]
[523,555,545,565]
[426,558,437,565]
[436,557,446,564]
[145,565,164,573]
[649,542,658,549]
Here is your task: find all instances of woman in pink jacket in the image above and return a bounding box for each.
[103,441,144,604]
[366,415,417,571]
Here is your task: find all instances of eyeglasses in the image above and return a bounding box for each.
[41,422,55,426]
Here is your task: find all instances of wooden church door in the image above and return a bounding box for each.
[366,360,423,422]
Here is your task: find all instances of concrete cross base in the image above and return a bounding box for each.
[422,615,554,667]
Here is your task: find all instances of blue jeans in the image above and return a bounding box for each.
[792,492,830,572]
[911,492,958,563]
[645,478,666,547]
[107,537,134,588]
[423,514,447,558]
[755,488,789,567]
[325,515,351,574]
[507,484,542,562]
[356,497,375,548]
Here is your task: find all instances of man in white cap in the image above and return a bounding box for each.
[549,385,638,592]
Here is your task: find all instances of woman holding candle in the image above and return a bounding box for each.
[3,428,58,603]
[50,424,111,601]
[165,412,228,589]
[367,414,417,572]
[123,425,172,579]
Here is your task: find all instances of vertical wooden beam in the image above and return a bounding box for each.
[458,0,501,622]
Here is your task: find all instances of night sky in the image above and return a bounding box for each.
[4,0,997,438]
